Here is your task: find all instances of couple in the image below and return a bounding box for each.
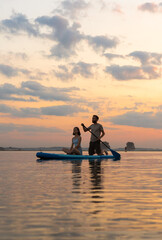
[62,115,108,156]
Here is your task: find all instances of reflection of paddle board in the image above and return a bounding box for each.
[36,152,119,161]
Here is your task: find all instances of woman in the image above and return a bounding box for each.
[62,127,82,155]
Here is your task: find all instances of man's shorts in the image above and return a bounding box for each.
[88,140,101,155]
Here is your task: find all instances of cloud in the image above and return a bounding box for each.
[109,111,162,129]
[54,61,97,81]
[129,51,162,65]
[0,63,47,80]
[21,81,78,101]
[118,102,145,111]
[105,64,160,80]
[87,35,119,52]
[104,53,124,60]
[0,64,17,77]
[0,104,13,113]
[0,64,28,77]
[49,44,76,59]
[0,123,64,133]
[104,50,162,65]
[55,0,90,19]
[0,103,88,118]
[0,13,39,36]
[35,15,83,58]
[98,0,107,10]
[138,2,158,12]
[0,83,36,101]
[112,4,123,14]
[138,2,162,13]
[0,81,79,102]
[96,0,124,14]
[6,52,28,61]
[105,50,162,80]
[54,65,74,81]
[104,126,119,130]
[72,61,96,77]
[1,13,119,59]
[41,105,87,116]
[152,105,162,110]
[0,104,40,118]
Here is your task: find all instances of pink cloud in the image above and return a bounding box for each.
[112,4,123,14]
[138,2,162,13]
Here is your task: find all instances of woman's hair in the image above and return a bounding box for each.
[73,127,81,136]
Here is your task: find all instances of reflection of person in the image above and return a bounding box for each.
[71,160,82,189]
[100,141,110,155]
[82,115,105,155]
[89,160,103,190]
[62,127,82,155]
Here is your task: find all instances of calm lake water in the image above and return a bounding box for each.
[0,151,162,240]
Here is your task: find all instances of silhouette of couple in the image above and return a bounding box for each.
[62,115,109,156]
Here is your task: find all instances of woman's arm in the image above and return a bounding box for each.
[69,140,74,152]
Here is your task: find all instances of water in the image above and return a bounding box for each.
[0,151,162,240]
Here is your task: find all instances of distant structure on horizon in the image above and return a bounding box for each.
[125,142,135,151]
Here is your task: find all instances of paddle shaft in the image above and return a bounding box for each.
[81,124,110,150]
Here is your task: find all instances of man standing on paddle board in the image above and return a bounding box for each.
[82,115,105,155]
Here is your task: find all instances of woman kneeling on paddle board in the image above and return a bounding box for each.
[62,127,82,155]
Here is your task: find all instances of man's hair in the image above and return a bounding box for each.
[93,115,99,120]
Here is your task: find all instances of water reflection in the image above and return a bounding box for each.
[71,160,82,190]
[1,152,161,240]
[89,160,103,190]
[88,159,104,217]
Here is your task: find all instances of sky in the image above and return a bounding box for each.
[0,0,162,148]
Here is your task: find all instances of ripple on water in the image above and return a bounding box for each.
[0,151,162,239]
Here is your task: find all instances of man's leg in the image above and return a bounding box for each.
[95,140,102,155]
[88,141,95,155]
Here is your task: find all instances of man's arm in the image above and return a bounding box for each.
[99,129,105,140]
[81,123,91,132]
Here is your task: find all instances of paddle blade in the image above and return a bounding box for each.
[109,149,121,160]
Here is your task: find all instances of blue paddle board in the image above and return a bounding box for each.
[36,152,120,161]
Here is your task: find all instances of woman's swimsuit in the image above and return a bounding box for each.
[72,137,82,155]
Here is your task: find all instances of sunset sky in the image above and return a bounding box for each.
[0,0,162,148]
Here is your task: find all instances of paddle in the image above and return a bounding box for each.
[81,123,121,160]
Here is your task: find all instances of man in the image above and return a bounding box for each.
[82,115,105,155]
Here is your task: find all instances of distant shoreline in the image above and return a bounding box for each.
[0,147,162,152]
